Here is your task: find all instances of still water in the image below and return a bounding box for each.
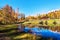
[18,25,60,40]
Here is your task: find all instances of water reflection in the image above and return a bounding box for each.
[18,24,60,40]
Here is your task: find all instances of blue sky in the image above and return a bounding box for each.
[0,0,60,16]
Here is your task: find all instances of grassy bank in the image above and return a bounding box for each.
[0,24,41,40]
[23,19,60,27]
[0,19,60,40]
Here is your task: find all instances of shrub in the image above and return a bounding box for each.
[39,21,43,25]
[53,21,57,25]
[45,21,48,25]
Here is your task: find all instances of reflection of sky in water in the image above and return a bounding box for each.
[31,27,60,39]
[18,26,60,39]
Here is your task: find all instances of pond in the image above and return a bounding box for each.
[18,25,60,40]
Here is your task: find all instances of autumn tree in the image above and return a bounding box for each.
[37,14,41,19]
[0,5,19,24]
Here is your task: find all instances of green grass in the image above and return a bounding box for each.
[13,33,34,40]
[0,25,17,30]
[0,24,38,40]
[0,19,60,40]
[23,19,60,27]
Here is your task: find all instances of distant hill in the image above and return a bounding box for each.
[26,10,60,20]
